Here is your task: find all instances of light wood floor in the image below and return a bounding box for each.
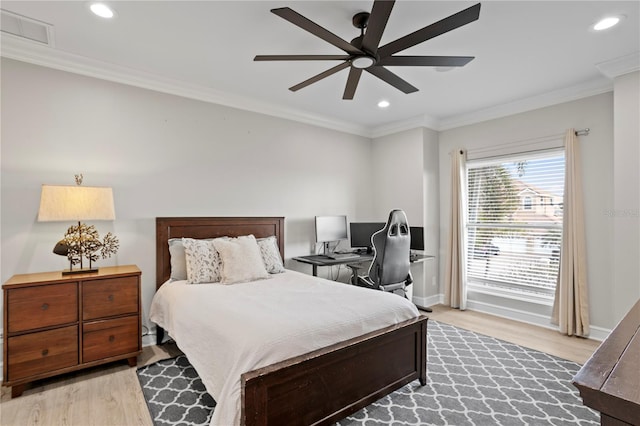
[423,304,601,365]
[0,306,601,426]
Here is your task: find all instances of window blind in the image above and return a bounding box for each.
[466,149,565,296]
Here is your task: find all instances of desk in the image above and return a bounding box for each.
[293,253,374,277]
[346,254,434,285]
[293,253,434,284]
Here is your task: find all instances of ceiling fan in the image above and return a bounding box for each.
[254,1,481,100]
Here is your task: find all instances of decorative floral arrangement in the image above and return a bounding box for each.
[54,223,119,269]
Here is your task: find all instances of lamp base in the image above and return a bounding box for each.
[62,267,99,275]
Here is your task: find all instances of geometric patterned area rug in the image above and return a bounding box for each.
[137,320,598,426]
[137,355,215,426]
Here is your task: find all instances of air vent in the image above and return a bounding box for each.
[1,9,54,46]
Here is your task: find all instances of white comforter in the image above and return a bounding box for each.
[149,270,419,426]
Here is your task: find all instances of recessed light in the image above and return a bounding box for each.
[377,100,390,108]
[90,3,115,19]
[592,15,624,31]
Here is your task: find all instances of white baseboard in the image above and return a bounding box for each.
[413,294,441,310]
[465,298,610,342]
[420,293,610,342]
[586,325,611,342]
[465,298,559,330]
[142,334,156,347]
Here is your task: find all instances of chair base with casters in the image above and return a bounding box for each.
[357,275,410,298]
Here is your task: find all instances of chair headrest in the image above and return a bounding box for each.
[385,209,409,237]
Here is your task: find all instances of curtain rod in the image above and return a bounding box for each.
[575,128,590,136]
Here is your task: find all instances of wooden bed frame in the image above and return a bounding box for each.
[155,216,428,426]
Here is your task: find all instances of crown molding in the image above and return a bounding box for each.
[370,113,439,139]
[0,35,371,138]
[2,35,628,140]
[437,77,613,131]
[596,51,640,79]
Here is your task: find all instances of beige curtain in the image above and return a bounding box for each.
[552,129,590,336]
[444,149,468,310]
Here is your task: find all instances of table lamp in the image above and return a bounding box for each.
[38,174,119,275]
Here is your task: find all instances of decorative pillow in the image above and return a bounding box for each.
[213,234,269,284]
[168,238,188,281]
[257,236,285,274]
[182,238,224,284]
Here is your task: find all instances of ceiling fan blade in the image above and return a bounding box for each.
[377,56,474,67]
[361,0,395,54]
[271,8,363,55]
[343,68,363,100]
[289,62,350,92]
[366,66,418,94]
[254,55,350,61]
[377,3,481,58]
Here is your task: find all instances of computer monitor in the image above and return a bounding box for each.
[350,222,385,253]
[410,226,424,251]
[315,215,348,245]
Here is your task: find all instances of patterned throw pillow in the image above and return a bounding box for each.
[182,238,223,284]
[257,236,285,274]
[213,235,270,284]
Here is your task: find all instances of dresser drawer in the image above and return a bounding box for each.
[82,276,139,320]
[7,325,78,382]
[83,316,139,363]
[7,283,78,333]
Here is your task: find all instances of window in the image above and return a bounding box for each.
[466,150,565,298]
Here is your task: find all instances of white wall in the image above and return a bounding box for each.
[0,59,374,360]
[370,128,425,224]
[612,70,640,320]
[370,128,440,306]
[438,93,617,333]
[422,128,440,302]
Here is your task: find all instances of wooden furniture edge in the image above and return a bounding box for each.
[573,299,640,425]
[2,265,141,289]
[241,315,428,426]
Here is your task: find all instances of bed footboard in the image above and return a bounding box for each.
[241,315,428,426]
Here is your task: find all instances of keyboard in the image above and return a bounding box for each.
[327,253,361,260]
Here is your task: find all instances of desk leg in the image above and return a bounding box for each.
[312,265,318,276]
[347,264,361,285]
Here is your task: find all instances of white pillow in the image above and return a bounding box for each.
[257,236,285,274]
[213,235,269,284]
[182,238,224,284]
[168,238,187,281]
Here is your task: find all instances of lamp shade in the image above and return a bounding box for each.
[38,185,115,222]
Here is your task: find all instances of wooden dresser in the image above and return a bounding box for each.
[573,299,640,425]
[2,265,142,398]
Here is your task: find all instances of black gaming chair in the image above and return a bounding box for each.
[357,209,413,298]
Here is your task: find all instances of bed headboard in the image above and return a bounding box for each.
[156,217,285,289]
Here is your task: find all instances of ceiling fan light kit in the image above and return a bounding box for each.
[351,56,376,69]
[254,1,481,100]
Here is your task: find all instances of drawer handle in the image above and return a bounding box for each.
[108,295,114,302]
[109,335,115,342]
[42,349,49,357]
[41,303,49,310]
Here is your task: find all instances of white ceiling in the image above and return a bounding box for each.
[2,1,639,137]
